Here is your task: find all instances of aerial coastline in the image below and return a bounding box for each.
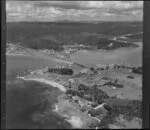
[6,22,143,129]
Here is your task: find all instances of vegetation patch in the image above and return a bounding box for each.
[7,22,142,50]
[66,84,109,104]
[99,99,142,129]
[103,81,124,88]
[47,67,73,75]
[127,75,134,79]
[126,33,143,39]
[131,66,142,74]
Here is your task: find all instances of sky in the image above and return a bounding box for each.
[6,1,143,22]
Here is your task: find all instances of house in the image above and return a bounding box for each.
[68,79,75,84]
[79,68,93,75]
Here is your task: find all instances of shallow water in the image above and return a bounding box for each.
[6,55,68,75]
[71,43,142,67]
[6,55,71,129]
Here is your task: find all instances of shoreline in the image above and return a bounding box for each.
[6,41,142,67]
[6,52,74,65]
[17,76,86,128]
[52,104,84,129]
[65,116,83,128]
[51,94,99,129]
[17,76,66,92]
[6,52,32,57]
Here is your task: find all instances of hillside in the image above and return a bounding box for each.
[7,22,143,50]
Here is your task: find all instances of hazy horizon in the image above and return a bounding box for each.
[6,1,143,22]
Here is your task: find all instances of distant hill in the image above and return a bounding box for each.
[7,22,142,50]
[125,33,143,39]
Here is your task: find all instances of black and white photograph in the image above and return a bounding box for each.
[5,0,143,129]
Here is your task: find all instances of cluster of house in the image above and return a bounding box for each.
[7,43,23,52]
[39,49,55,54]
[30,69,44,75]
[6,43,36,55]
[95,64,116,70]
[94,63,142,74]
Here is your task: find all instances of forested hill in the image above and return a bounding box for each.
[7,22,143,50]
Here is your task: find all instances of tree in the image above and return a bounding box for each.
[90,67,95,72]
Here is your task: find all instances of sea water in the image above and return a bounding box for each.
[6,55,71,129]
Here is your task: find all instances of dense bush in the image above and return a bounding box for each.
[89,67,95,72]
[103,81,124,88]
[91,85,109,104]
[99,99,142,128]
[47,68,73,75]
[21,37,64,51]
[88,108,98,117]
[78,84,89,91]
[65,89,77,96]
[127,75,134,79]
[103,104,112,112]
[78,84,109,103]
[110,99,142,119]
[66,84,109,104]
[132,66,142,74]
[102,77,109,80]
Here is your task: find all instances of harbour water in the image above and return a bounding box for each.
[71,42,142,67]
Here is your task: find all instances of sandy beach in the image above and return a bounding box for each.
[17,76,66,92]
